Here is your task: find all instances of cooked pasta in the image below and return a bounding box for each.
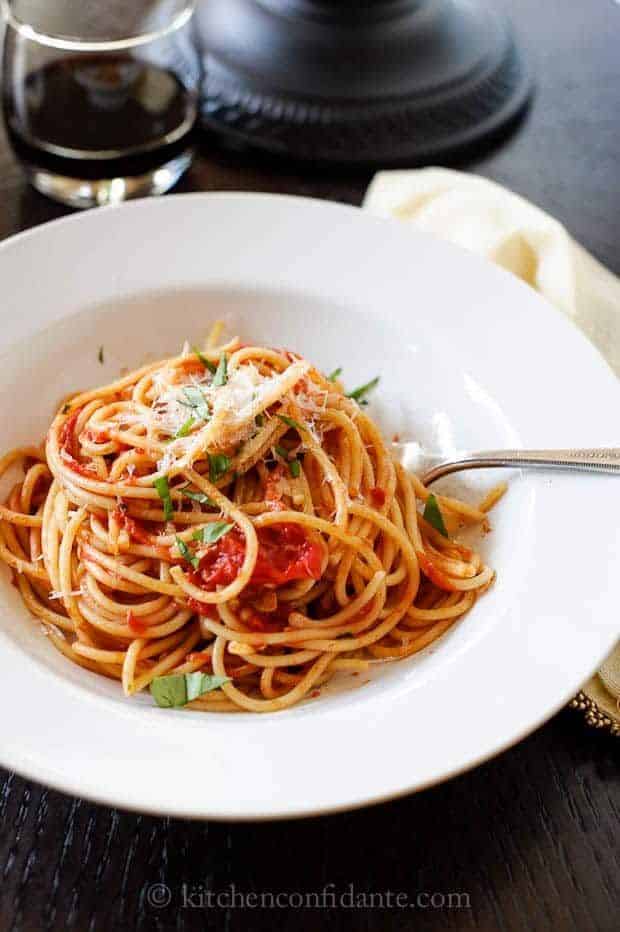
[0,326,503,712]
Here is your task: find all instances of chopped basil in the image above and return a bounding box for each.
[213,354,228,388]
[174,416,195,439]
[98,346,104,364]
[150,672,230,709]
[181,386,210,421]
[277,413,304,432]
[347,376,380,404]
[423,493,449,538]
[181,488,216,506]
[255,414,264,428]
[327,367,342,382]
[153,476,173,521]
[192,522,234,545]
[274,445,301,478]
[208,452,230,484]
[193,346,217,374]
[176,535,199,569]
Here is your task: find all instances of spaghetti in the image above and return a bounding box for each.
[0,327,502,712]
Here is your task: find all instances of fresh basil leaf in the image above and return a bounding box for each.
[153,476,173,521]
[327,367,342,382]
[255,414,264,428]
[181,488,215,506]
[277,413,304,432]
[423,493,449,538]
[185,672,208,702]
[193,346,217,374]
[150,674,187,708]
[347,376,380,403]
[193,522,234,545]
[150,672,230,709]
[181,386,210,421]
[274,445,301,478]
[174,416,195,439]
[213,354,228,388]
[208,452,230,484]
[176,535,199,569]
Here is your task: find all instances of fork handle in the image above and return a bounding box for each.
[422,448,620,485]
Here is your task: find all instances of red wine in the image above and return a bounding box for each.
[3,56,197,180]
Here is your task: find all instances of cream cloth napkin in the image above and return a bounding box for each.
[364,168,620,728]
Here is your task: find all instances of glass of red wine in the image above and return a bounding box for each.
[2,0,200,208]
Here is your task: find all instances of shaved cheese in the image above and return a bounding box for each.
[99,348,313,476]
[48,588,83,600]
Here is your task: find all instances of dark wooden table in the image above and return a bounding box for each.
[1,2,619,930]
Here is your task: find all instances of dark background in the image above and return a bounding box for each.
[1,1,619,929]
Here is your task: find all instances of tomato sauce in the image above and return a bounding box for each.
[187,597,219,619]
[189,523,323,592]
[111,506,158,545]
[416,551,458,592]
[369,486,386,508]
[127,610,147,635]
[58,408,100,478]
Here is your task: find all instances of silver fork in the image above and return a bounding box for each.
[392,443,620,486]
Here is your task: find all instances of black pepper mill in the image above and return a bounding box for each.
[195,0,531,166]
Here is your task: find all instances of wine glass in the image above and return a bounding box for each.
[2,0,201,208]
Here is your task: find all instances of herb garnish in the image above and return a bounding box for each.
[193,346,217,374]
[181,386,210,421]
[150,672,230,709]
[213,354,228,388]
[423,494,449,538]
[275,445,301,478]
[192,522,234,545]
[176,535,199,569]
[208,452,230,484]
[181,488,216,506]
[327,367,342,382]
[174,416,195,439]
[153,476,173,521]
[277,414,304,432]
[255,414,264,428]
[61,403,71,415]
[347,376,379,405]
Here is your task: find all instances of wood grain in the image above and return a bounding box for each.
[0,0,619,929]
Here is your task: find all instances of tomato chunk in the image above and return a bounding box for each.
[190,523,324,592]
[369,486,386,508]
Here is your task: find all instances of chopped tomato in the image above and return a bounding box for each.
[186,650,213,666]
[369,486,386,508]
[187,597,219,619]
[190,523,324,592]
[127,611,147,635]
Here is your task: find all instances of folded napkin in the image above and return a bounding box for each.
[364,168,620,733]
